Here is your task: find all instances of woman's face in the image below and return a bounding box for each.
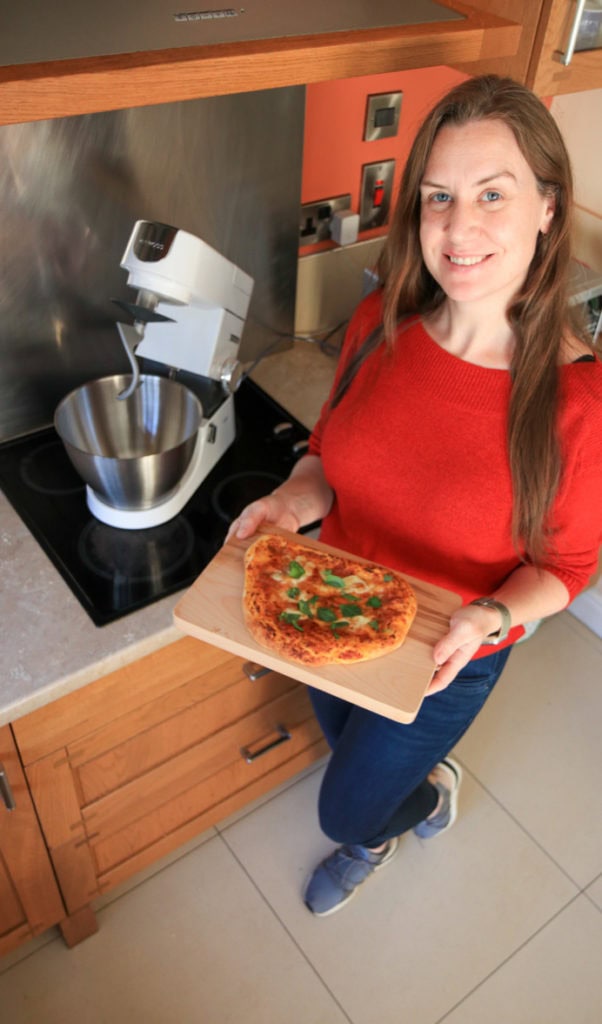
[419,119,555,312]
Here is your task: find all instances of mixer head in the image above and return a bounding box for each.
[114,220,254,389]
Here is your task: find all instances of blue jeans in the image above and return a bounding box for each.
[308,645,513,847]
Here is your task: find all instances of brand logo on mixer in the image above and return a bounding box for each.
[140,239,165,251]
[174,8,239,22]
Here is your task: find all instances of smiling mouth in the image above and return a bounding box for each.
[446,254,491,266]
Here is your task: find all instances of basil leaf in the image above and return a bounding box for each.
[279,611,304,632]
[339,603,363,618]
[369,619,380,630]
[286,587,300,599]
[383,574,394,582]
[298,599,314,618]
[288,561,305,579]
[317,607,337,622]
[366,595,382,608]
[322,570,346,588]
[334,620,350,628]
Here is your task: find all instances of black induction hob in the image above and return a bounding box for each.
[0,379,313,626]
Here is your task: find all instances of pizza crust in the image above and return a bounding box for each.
[243,534,417,666]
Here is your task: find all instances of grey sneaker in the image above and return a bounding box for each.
[304,837,399,917]
[413,758,462,839]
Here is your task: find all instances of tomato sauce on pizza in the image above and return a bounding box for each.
[243,534,417,666]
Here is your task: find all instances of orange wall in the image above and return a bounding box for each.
[300,66,469,253]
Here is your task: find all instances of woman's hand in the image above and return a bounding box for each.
[226,492,301,542]
[426,603,504,695]
[426,566,570,694]
[225,454,334,543]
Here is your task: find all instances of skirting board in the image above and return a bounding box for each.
[567,589,602,639]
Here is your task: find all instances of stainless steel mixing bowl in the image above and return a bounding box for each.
[54,374,203,510]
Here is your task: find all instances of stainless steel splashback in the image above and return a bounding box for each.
[0,87,304,441]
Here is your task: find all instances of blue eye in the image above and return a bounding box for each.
[431,192,451,203]
[482,190,502,202]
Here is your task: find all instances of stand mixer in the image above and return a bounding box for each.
[93,220,254,529]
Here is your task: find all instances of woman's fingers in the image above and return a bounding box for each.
[427,606,495,694]
[426,638,482,694]
[225,496,301,542]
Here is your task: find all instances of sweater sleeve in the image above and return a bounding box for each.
[308,288,384,459]
[541,375,602,600]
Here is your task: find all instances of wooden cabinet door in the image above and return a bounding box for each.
[13,639,326,906]
[527,0,602,95]
[0,725,65,956]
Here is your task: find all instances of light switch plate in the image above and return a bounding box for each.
[359,160,395,230]
[364,92,402,141]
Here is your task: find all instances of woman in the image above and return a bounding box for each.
[230,75,602,916]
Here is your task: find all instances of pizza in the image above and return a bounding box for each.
[242,533,417,666]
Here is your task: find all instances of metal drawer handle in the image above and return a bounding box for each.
[243,662,273,681]
[559,0,587,66]
[241,725,291,764]
[0,765,16,811]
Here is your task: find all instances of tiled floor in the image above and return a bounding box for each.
[1,610,601,1023]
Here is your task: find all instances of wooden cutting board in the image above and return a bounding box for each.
[173,527,462,723]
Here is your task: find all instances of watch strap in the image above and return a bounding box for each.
[469,597,512,645]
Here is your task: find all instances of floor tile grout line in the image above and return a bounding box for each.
[0,830,221,978]
[215,759,327,837]
[581,873,602,914]
[0,767,327,980]
[432,890,585,1024]
[216,829,355,1024]
[583,890,602,913]
[455,757,584,891]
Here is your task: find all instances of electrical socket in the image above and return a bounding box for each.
[300,194,352,245]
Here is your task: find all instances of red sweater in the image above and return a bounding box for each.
[308,290,602,653]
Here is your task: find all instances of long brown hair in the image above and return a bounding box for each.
[333,75,584,566]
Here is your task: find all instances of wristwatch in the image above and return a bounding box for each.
[469,597,512,645]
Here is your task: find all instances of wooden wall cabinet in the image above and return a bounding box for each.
[466,0,602,94]
[526,0,602,96]
[9,637,326,947]
[0,4,521,126]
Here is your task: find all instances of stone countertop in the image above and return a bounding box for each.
[0,341,337,728]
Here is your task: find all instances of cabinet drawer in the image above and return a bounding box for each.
[89,691,324,887]
[23,674,326,901]
[81,682,316,836]
[17,637,327,906]
[71,670,298,805]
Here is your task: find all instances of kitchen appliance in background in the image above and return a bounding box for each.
[0,86,307,627]
[55,221,255,528]
[0,86,304,442]
[0,378,312,625]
